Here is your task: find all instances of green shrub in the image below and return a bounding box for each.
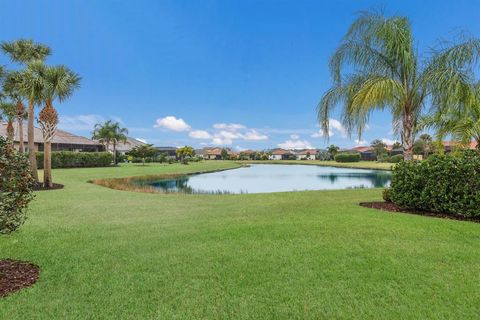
[0,137,35,234]
[388,154,404,163]
[36,151,112,169]
[387,150,480,217]
[335,152,360,163]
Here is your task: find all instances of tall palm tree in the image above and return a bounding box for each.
[38,65,81,188]
[2,40,51,181]
[92,121,128,165]
[422,81,480,150]
[0,101,17,141]
[3,73,27,152]
[317,11,480,160]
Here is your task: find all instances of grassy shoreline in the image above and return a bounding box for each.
[238,159,393,170]
[1,161,479,319]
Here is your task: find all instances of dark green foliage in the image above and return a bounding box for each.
[0,136,35,234]
[36,151,112,169]
[378,154,404,163]
[387,151,480,217]
[334,153,360,163]
[389,154,404,163]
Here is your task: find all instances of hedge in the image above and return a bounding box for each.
[379,154,404,163]
[36,151,113,169]
[386,150,480,217]
[0,136,35,234]
[335,152,361,163]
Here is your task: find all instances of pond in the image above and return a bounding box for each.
[135,164,391,194]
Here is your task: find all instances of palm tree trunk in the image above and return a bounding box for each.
[6,120,14,141]
[402,113,415,161]
[113,142,117,165]
[27,99,38,182]
[18,117,25,152]
[44,141,53,188]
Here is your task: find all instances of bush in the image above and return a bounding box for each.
[335,152,360,163]
[388,154,404,163]
[36,151,112,169]
[0,137,35,234]
[387,150,480,217]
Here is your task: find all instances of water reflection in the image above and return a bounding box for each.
[135,164,391,194]
[316,172,391,188]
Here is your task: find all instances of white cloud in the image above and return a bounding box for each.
[290,134,300,140]
[211,136,233,145]
[311,130,333,138]
[135,138,147,143]
[329,119,347,137]
[213,123,245,131]
[189,130,211,139]
[311,118,344,138]
[354,139,368,146]
[381,138,399,145]
[59,114,105,131]
[154,116,191,132]
[241,129,268,141]
[278,139,314,150]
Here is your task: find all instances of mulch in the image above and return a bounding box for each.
[0,259,40,298]
[360,201,480,223]
[33,183,64,191]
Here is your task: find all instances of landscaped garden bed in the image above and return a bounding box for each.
[0,259,40,298]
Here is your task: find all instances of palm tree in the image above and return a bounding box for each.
[3,73,27,152]
[2,40,51,181]
[422,81,480,150]
[317,11,480,160]
[0,101,16,141]
[38,65,81,188]
[92,121,128,165]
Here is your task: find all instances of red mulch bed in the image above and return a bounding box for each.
[360,202,480,224]
[33,183,64,191]
[0,259,40,298]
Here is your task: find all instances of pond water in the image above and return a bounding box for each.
[136,164,391,194]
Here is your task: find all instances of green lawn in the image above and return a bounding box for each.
[239,160,393,170]
[1,161,479,319]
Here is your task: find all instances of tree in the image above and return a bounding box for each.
[3,73,27,152]
[128,144,156,165]
[371,139,387,157]
[176,146,195,162]
[418,134,433,157]
[422,81,480,150]
[92,120,128,165]
[38,65,81,188]
[317,10,480,160]
[392,142,402,150]
[0,101,16,141]
[221,148,228,160]
[2,39,51,182]
[327,145,339,159]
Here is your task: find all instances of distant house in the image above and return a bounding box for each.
[269,149,292,160]
[112,137,147,155]
[0,122,104,152]
[293,149,317,160]
[347,146,376,161]
[156,146,177,159]
[202,147,234,160]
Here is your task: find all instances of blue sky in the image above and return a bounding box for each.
[1,0,479,150]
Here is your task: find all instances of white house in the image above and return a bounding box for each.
[294,149,317,160]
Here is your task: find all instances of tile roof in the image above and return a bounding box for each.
[1,122,101,146]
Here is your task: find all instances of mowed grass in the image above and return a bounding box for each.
[1,161,479,319]
[241,160,393,170]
